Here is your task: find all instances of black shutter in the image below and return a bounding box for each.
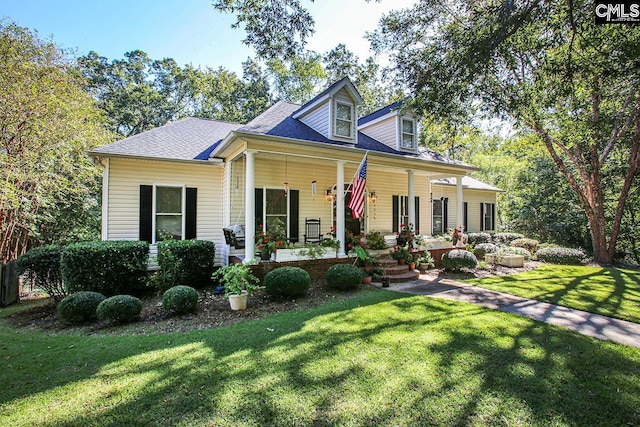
[443,198,448,230]
[414,197,420,234]
[255,188,263,235]
[480,203,485,231]
[185,187,197,239]
[289,189,299,243]
[491,203,496,231]
[463,202,468,231]
[392,195,399,232]
[139,185,153,242]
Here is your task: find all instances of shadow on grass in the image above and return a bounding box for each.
[2,290,640,426]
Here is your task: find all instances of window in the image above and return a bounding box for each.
[401,118,416,149]
[334,101,354,138]
[155,186,184,241]
[392,195,420,234]
[481,202,495,231]
[265,188,288,237]
[432,199,444,235]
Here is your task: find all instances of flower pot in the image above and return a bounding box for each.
[364,264,372,273]
[228,293,248,311]
[398,258,406,265]
[362,276,372,284]
[409,262,416,270]
[260,251,270,261]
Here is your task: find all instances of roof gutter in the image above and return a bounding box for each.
[86,151,225,166]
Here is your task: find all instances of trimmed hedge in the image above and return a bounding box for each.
[61,241,149,296]
[466,232,492,245]
[157,240,215,289]
[264,267,310,299]
[57,291,106,324]
[501,246,532,260]
[492,233,525,246]
[16,245,66,302]
[162,286,199,314]
[96,295,143,324]
[326,264,362,291]
[442,249,478,271]
[511,238,539,254]
[473,243,499,260]
[536,246,589,265]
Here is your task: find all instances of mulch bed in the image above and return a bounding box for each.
[5,262,543,335]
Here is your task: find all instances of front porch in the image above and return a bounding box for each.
[223,147,468,264]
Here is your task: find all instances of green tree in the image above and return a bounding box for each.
[78,50,190,136]
[266,51,326,104]
[212,0,315,60]
[371,0,640,263]
[0,23,111,263]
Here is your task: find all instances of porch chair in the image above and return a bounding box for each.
[223,224,245,249]
[303,218,323,245]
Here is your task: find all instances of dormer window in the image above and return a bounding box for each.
[401,118,416,150]
[334,100,354,139]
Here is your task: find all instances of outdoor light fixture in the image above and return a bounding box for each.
[370,190,377,203]
[311,180,317,196]
[284,182,289,197]
[325,188,334,201]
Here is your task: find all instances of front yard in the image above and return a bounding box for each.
[2,270,640,426]
[464,264,640,323]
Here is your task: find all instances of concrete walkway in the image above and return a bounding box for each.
[379,275,640,349]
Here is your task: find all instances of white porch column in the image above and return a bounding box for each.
[456,176,464,228]
[244,150,256,261]
[407,169,415,229]
[336,160,346,257]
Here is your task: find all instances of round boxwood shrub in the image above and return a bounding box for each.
[326,264,362,291]
[501,246,532,260]
[473,243,499,260]
[511,238,539,254]
[492,233,525,246]
[536,246,589,265]
[57,291,106,324]
[466,232,492,245]
[265,267,310,299]
[162,285,199,314]
[442,249,478,271]
[96,295,143,324]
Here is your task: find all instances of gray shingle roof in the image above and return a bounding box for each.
[237,101,474,168]
[432,176,504,192]
[89,117,242,161]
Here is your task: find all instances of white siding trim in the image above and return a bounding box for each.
[101,158,110,240]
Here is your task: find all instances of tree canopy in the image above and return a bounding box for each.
[371,0,640,263]
[0,23,111,262]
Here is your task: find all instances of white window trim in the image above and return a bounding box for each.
[399,116,417,151]
[333,100,355,140]
[152,184,186,244]
[483,202,495,231]
[263,187,290,237]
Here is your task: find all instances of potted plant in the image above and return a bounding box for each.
[391,246,411,265]
[353,247,379,272]
[255,224,288,261]
[213,263,263,310]
[447,226,466,247]
[396,223,416,248]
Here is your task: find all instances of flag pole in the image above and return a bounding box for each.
[344,151,369,196]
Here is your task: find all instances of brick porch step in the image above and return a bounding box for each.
[376,269,420,283]
[381,264,410,275]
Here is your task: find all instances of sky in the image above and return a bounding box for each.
[1,0,416,74]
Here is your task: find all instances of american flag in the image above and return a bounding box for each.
[348,155,367,219]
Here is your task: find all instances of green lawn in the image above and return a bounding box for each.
[2,290,640,426]
[465,265,640,323]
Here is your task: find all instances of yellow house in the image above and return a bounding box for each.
[88,78,501,265]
